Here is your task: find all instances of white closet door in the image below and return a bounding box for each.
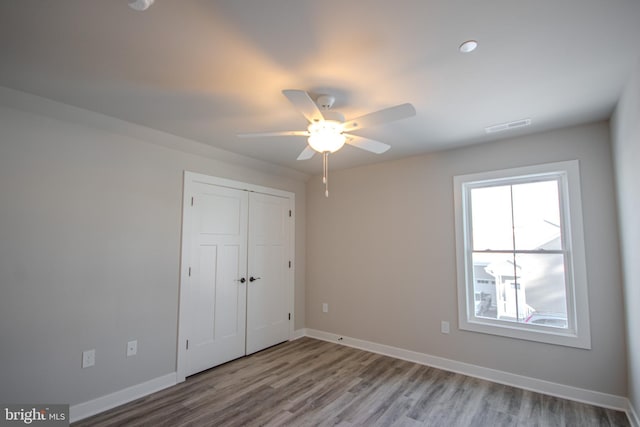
[246,192,291,354]
[185,183,248,377]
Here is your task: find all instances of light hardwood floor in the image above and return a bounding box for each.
[73,337,629,426]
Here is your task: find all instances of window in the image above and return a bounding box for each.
[454,161,591,348]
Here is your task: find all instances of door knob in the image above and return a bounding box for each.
[249,276,261,282]
[236,277,246,283]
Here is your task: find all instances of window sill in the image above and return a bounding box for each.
[459,317,591,349]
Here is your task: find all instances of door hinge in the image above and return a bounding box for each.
[288,260,292,268]
[191,196,194,206]
[186,339,189,350]
[288,313,291,320]
[289,210,292,217]
[188,267,191,277]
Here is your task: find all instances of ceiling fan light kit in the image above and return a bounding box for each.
[307,121,346,153]
[238,89,416,197]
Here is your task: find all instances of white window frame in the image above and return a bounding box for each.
[454,160,591,349]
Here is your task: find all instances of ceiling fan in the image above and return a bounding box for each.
[238,89,416,197]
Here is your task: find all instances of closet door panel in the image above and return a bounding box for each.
[185,183,248,377]
[246,192,290,354]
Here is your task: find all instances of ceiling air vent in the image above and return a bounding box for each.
[485,118,531,134]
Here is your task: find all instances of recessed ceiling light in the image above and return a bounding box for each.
[459,40,478,53]
[129,0,154,11]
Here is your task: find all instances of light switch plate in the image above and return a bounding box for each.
[322,303,328,313]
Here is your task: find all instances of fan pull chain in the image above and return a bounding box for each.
[323,152,329,197]
[322,152,326,184]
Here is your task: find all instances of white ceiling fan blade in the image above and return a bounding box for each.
[342,103,416,132]
[237,130,309,138]
[345,134,391,154]
[297,145,316,160]
[282,89,325,123]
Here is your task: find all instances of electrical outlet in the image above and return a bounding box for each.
[127,340,137,357]
[441,321,450,334]
[82,349,95,368]
[322,303,328,313]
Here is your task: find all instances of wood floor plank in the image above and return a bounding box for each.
[72,337,630,427]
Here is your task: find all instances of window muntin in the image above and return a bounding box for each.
[454,161,591,349]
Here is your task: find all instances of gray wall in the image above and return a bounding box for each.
[306,121,627,395]
[0,88,307,405]
[612,61,640,416]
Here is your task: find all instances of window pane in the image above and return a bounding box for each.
[511,180,562,250]
[472,252,567,327]
[516,253,568,329]
[472,252,520,322]
[470,185,513,251]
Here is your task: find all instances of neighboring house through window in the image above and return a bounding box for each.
[454,160,591,349]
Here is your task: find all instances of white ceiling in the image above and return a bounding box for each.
[1,1,639,175]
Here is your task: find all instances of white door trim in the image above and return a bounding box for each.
[177,171,295,382]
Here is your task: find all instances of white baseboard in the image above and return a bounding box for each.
[69,372,177,423]
[292,328,307,340]
[628,400,640,427]
[304,329,630,414]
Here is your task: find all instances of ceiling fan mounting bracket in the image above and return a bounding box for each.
[316,95,336,110]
